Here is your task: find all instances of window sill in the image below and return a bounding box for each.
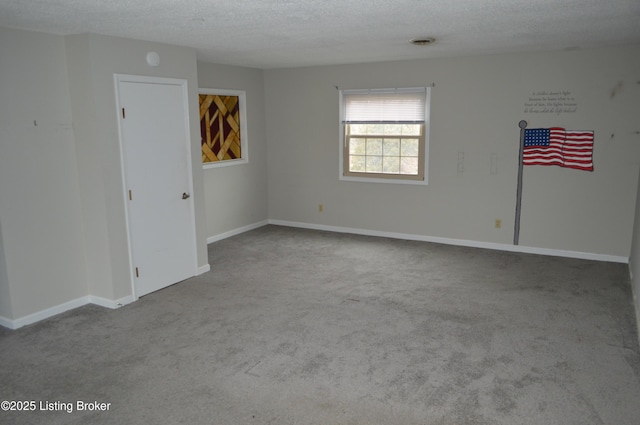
[339,174,428,185]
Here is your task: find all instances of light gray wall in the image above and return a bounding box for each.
[65,33,209,301]
[264,46,640,257]
[0,26,210,322]
[65,34,113,300]
[197,63,269,239]
[0,221,12,320]
[1,24,639,324]
[0,27,88,318]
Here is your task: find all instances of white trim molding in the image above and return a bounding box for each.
[268,219,628,264]
[206,220,269,245]
[0,295,136,330]
[198,264,211,275]
[88,294,136,309]
[1,219,626,331]
[0,296,88,330]
[0,315,15,329]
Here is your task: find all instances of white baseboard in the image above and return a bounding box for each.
[268,219,629,264]
[1,256,234,330]
[1,296,90,330]
[1,260,218,330]
[1,218,626,331]
[0,294,137,330]
[0,315,15,329]
[206,219,269,244]
[88,294,135,309]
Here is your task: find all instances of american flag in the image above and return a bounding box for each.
[523,127,594,171]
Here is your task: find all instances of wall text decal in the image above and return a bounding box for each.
[524,90,578,115]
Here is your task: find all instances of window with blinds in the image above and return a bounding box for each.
[340,87,430,183]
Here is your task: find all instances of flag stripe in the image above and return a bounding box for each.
[523,127,593,171]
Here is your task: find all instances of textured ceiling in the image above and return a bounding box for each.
[1,0,640,69]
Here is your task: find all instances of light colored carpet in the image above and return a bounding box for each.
[1,225,639,424]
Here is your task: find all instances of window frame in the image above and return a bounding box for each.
[338,87,431,185]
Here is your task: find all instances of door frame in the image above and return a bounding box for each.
[114,73,198,300]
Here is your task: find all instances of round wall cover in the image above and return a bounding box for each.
[146,51,160,67]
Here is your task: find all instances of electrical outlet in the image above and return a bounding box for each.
[495,219,502,229]
[318,204,324,213]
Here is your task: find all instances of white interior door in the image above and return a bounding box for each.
[116,75,197,297]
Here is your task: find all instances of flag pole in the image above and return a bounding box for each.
[514,120,527,245]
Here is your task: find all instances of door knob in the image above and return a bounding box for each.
[182,192,190,200]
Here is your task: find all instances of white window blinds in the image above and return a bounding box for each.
[342,88,426,124]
